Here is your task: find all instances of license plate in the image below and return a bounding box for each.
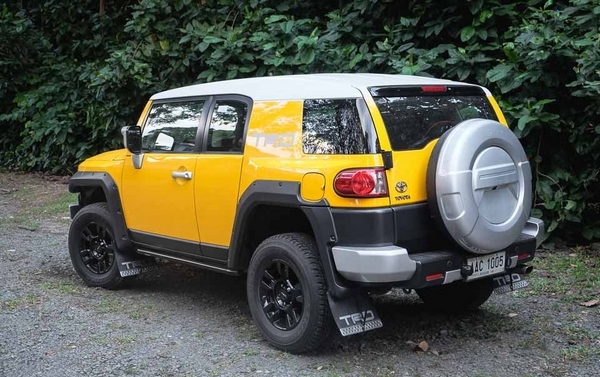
[466,251,506,281]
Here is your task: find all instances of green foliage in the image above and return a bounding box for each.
[0,0,598,240]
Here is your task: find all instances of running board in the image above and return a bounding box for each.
[136,248,241,276]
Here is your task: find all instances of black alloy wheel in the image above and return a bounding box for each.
[247,233,332,353]
[260,260,304,331]
[68,202,126,289]
[78,222,115,275]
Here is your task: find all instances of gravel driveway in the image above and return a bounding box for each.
[1,173,599,377]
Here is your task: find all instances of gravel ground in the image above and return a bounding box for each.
[1,173,599,377]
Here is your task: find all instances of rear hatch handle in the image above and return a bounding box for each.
[381,150,393,170]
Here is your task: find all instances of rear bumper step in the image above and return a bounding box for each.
[332,217,542,289]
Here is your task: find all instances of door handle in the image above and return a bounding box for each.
[172,171,193,180]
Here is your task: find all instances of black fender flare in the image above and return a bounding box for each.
[227,180,355,299]
[68,171,134,252]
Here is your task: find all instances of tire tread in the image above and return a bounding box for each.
[249,232,332,353]
[68,202,125,290]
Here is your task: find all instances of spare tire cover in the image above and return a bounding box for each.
[427,119,532,254]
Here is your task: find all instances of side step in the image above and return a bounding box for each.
[136,248,241,276]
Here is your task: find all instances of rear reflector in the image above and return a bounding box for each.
[421,85,447,92]
[517,253,531,260]
[334,168,388,198]
[425,273,445,282]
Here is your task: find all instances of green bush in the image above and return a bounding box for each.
[0,0,598,240]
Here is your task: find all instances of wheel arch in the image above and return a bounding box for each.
[68,171,134,252]
[228,180,355,299]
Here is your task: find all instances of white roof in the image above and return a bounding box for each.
[150,73,485,101]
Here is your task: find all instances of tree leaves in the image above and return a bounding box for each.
[0,0,598,241]
[460,26,475,42]
[486,64,512,82]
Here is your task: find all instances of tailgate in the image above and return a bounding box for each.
[364,85,501,206]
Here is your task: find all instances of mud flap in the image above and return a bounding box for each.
[492,273,529,295]
[114,249,157,277]
[327,292,383,336]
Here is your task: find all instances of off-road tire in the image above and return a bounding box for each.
[416,278,493,312]
[68,202,126,290]
[247,233,332,353]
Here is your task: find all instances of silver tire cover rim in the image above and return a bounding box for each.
[433,119,532,254]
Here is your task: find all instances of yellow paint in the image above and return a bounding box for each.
[75,88,509,249]
[488,95,508,126]
[121,154,200,242]
[243,100,303,159]
[360,88,432,205]
[137,100,153,126]
[78,149,127,165]
[385,142,437,205]
[76,151,128,226]
[239,100,390,208]
[195,155,244,247]
[301,173,326,202]
[357,89,508,206]
[360,90,392,152]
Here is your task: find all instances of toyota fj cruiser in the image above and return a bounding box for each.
[68,73,544,353]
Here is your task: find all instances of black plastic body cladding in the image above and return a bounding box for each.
[227,180,327,270]
[332,204,450,252]
[228,180,358,299]
[68,171,134,252]
[331,208,394,247]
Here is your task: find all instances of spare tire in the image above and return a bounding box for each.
[427,119,532,254]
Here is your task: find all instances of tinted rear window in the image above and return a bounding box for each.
[302,99,378,154]
[372,86,497,150]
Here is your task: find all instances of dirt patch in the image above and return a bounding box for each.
[0,172,75,233]
[0,172,599,376]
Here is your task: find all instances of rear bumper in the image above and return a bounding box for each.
[332,245,415,283]
[332,217,544,289]
[521,217,545,249]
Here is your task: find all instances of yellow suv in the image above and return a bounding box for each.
[67,73,544,353]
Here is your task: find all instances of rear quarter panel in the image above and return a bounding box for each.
[240,100,390,208]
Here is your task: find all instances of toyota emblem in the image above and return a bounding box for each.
[395,181,408,193]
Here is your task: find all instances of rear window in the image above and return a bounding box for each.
[302,98,378,154]
[371,86,498,150]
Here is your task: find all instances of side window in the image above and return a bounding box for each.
[142,100,205,152]
[207,100,248,152]
[302,99,378,154]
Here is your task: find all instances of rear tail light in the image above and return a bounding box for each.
[334,168,388,198]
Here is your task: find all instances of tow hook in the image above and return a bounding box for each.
[460,264,474,278]
[513,265,533,275]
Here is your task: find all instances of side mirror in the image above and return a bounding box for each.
[121,126,144,169]
[121,125,142,154]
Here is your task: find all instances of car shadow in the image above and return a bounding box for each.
[122,262,524,355]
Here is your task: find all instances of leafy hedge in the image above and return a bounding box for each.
[0,0,598,241]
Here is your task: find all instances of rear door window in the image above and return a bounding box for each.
[302,98,379,154]
[206,100,249,153]
[370,86,497,150]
